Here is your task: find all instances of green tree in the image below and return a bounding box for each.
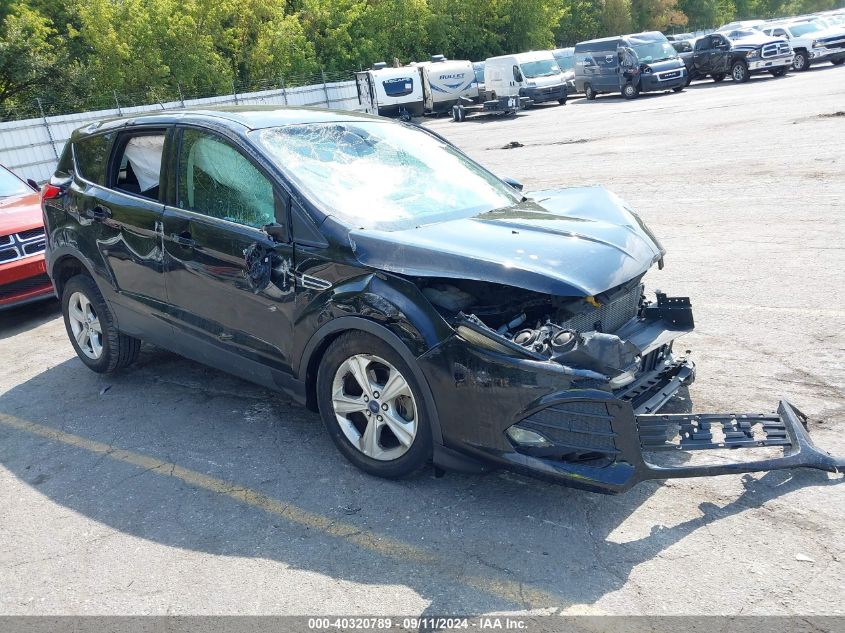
[0,3,63,105]
[601,0,633,34]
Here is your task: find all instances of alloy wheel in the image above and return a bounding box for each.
[67,291,103,359]
[331,354,418,461]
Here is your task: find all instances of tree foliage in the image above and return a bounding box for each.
[2,0,842,113]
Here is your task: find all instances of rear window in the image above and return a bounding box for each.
[73,133,114,186]
[382,77,415,97]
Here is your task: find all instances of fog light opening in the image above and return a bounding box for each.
[506,425,552,448]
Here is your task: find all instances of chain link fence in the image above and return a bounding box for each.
[0,69,362,183]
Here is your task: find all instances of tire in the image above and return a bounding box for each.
[557,97,567,105]
[712,73,726,82]
[584,84,596,100]
[731,61,750,83]
[831,58,845,66]
[316,331,433,479]
[770,67,788,77]
[62,274,140,373]
[622,81,639,99]
[673,85,684,93]
[793,50,809,71]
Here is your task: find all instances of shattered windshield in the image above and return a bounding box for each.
[519,59,561,78]
[254,122,521,231]
[0,166,30,198]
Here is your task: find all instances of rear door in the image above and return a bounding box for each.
[161,126,296,382]
[72,127,170,335]
[694,36,714,74]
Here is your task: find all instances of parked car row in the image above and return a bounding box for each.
[354,7,845,121]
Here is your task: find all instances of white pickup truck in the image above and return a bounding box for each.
[760,19,845,70]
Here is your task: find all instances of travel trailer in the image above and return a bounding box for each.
[355,63,424,120]
[416,55,479,113]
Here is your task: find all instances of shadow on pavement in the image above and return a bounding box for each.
[0,333,840,614]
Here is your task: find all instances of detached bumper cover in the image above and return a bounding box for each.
[496,399,843,493]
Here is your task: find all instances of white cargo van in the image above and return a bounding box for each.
[483,51,568,105]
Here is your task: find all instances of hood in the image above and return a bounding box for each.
[348,186,664,297]
[525,73,564,88]
[0,191,42,235]
[641,58,684,73]
[730,33,781,48]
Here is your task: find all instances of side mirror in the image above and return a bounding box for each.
[26,178,39,191]
[263,222,288,243]
[502,177,524,191]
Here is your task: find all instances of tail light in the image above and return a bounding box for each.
[40,183,63,201]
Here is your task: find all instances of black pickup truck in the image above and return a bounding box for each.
[674,32,794,83]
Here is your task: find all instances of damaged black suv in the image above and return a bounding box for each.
[42,106,842,493]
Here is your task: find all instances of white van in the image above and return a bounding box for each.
[355,63,425,120]
[416,55,479,113]
[483,51,568,105]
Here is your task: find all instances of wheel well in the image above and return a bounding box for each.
[52,255,88,297]
[304,330,344,412]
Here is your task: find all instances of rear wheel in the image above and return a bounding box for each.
[672,85,684,93]
[731,61,750,83]
[793,50,810,71]
[62,275,140,373]
[622,81,639,99]
[832,58,845,66]
[317,332,432,479]
[557,97,567,105]
[712,73,726,82]
[584,84,596,100]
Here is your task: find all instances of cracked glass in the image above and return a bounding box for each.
[254,122,520,231]
[178,129,275,228]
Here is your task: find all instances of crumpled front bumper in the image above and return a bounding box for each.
[493,397,843,493]
[422,333,843,493]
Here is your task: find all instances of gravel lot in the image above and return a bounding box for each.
[1,66,844,617]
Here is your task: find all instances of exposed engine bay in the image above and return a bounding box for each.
[418,277,694,384]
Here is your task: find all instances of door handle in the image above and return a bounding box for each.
[170,231,197,248]
[85,205,111,221]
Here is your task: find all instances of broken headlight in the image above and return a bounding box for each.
[456,324,525,356]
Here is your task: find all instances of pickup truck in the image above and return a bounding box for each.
[760,20,845,71]
[675,31,793,83]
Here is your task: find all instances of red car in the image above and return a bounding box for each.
[0,164,54,310]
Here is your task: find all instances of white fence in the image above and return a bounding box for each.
[0,79,361,183]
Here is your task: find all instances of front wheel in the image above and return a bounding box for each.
[584,84,596,100]
[317,332,433,479]
[557,98,567,105]
[712,73,726,82]
[62,274,140,373]
[770,67,788,77]
[622,81,639,99]
[731,61,750,83]
[793,51,810,71]
[673,85,684,93]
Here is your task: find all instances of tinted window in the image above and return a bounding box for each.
[382,77,414,97]
[74,133,114,186]
[178,129,275,229]
[112,132,164,200]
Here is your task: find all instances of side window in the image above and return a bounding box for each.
[714,36,728,49]
[775,29,788,37]
[512,65,523,82]
[74,133,114,186]
[112,132,165,200]
[178,129,275,229]
[695,36,711,51]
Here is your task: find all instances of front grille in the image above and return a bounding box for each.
[559,284,642,334]
[0,273,52,300]
[17,227,45,241]
[0,228,46,264]
[518,401,618,455]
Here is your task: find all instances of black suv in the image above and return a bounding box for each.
[42,106,842,493]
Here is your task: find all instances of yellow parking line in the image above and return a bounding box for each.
[0,412,575,611]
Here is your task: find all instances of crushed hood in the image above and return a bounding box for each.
[348,186,665,297]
